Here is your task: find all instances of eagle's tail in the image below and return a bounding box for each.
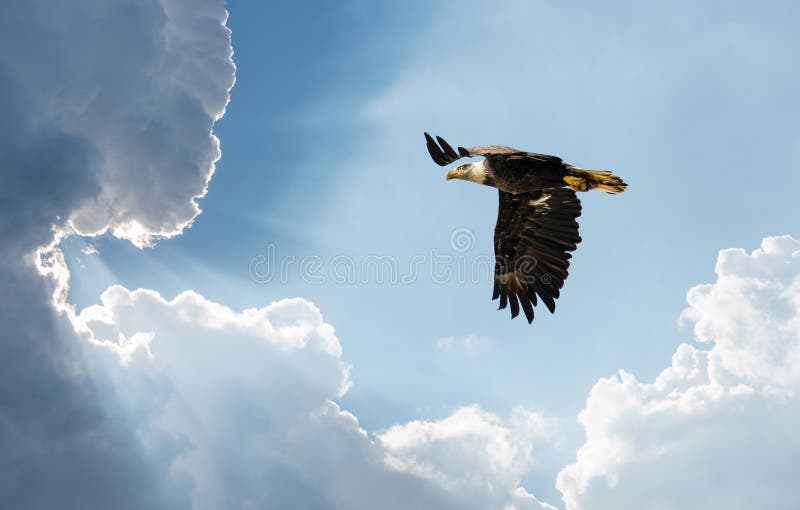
[564,168,627,194]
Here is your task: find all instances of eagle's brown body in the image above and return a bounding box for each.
[425,133,627,324]
[478,153,567,192]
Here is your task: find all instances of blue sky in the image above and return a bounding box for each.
[7,1,800,508]
[66,0,799,417]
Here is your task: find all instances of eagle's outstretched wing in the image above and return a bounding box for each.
[425,132,561,167]
[493,188,582,323]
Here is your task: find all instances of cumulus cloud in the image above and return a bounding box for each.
[0,0,234,507]
[1,0,234,248]
[70,285,552,509]
[380,405,556,510]
[557,236,800,510]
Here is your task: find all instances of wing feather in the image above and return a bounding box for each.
[424,132,563,167]
[493,188,582,323]
[436,136,460,160]
[425,133,452,166]
[508,292,520,319]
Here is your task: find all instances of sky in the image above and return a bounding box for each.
[2,1,800,509]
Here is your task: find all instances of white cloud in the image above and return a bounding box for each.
[69,284,553,509]
[380,405,556,510]
[557,236,800,510]
[436,334,489,354]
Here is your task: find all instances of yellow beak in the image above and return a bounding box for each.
[446,169,462,180]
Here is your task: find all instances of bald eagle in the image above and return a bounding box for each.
[425,133,626,324]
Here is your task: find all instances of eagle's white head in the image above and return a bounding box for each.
[446,161,489,184]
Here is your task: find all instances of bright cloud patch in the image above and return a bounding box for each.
[557,236,800,510]
[73,286,554,509]
[380,406,556,510]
